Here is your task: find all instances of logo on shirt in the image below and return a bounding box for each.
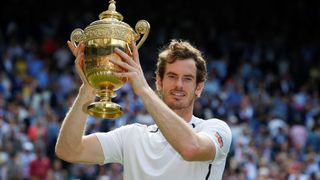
[215,132,223,148]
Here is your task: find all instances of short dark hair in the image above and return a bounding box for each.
[155,39,207,84]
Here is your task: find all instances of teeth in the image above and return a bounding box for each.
[171,92,184,96]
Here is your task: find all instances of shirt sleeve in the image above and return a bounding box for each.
[95,125,132,164]
[197,119,232,162]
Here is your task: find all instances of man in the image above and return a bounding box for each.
[55,39,232,180]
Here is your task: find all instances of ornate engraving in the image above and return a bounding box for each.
[70,28,85,43]
[135,20,150,48]
[135,20,150,35]
[83,24,135,42]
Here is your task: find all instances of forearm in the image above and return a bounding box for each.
[140,87,199,157]
[55,85,95,159]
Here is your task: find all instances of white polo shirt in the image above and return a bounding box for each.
[95,116,232,180]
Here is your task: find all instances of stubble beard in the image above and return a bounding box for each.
[160,90,196,111]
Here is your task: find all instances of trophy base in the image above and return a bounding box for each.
[83,101,123,119]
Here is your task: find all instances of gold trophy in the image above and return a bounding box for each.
[70,0,150,119]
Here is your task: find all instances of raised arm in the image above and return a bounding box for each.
[140,87,216,161]
[55,41,104,164]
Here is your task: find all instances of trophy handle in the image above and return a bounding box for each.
[135,20,150,49]
[70,28,85,44]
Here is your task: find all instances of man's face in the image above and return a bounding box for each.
[157,59,204,111]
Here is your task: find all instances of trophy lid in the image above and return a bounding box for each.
[78,0,136,42]
[71,0,150,47]
[99,0,123,21]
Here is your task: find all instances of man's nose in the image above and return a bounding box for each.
[175,78,183,88]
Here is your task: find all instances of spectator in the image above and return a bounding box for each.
[29,148,51,180]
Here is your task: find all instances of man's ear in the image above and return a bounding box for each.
[155,73,162,92]
[195,82,205,98]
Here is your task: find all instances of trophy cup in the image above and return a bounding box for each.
[70,0,150,119]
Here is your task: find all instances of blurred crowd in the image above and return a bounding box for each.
[1,0,320,179]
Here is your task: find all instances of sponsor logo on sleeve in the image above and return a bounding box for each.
[215,132,224,148]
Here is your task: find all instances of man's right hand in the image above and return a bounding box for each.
[55,42,103,165]
[67,41,95,93]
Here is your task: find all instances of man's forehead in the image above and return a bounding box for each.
[164,59,197,76]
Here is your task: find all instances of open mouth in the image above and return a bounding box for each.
[170,91,186,98]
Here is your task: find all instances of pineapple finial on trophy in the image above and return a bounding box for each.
[108,0,116,10]
[99,0,123,21]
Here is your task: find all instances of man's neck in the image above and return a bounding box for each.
[173,108,193,123]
